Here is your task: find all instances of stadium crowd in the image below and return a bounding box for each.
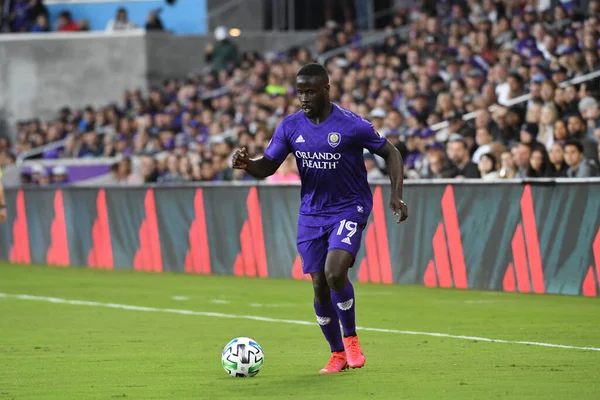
[5,0,600,185]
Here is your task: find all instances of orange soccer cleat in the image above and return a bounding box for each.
[343,336,366,369]
[319,351,348,373]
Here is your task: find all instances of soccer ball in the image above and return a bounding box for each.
[221,337,264,377]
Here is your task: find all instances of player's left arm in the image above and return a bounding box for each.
[374,141,408,224]
[356,118,408,224]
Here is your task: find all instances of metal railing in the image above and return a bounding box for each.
[200,86,231,101]
[316,26,409,65]
[203,0,248,31]
[430,69,600,133]
[20,155,121,167]
[354,0,403,31]
[16,139,67,165]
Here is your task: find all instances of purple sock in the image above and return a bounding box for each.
[331,280,356,337]
[313,301,344,353]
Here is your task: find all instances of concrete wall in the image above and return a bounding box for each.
[0,31,148,137]
[0,30,318,139]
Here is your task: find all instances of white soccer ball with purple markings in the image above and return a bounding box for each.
[221,337,264,377]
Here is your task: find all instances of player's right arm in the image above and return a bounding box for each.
[232,148,281,178]
[232,121,291,178]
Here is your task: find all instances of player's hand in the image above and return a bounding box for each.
[232,147,250,170]
[390,197,408,224]
[0,208,7,224]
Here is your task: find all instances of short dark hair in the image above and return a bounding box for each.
[297,63,329,83]
[565,139,584,153]
[568,113,585,125]
[508,73,523,84]
[480,153,497,170]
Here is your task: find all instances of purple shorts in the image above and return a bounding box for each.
[296,219,366,274]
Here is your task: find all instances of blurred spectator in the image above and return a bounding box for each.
[8,0,29,32]
[118,157,143,185]
[520,123,540,149]
[28,0,47,28]
[579,97,599,139]
[423,147,448,179]
[513,142,532,178]
[51,165,69,184]
[537,106,556,150]
[9,0,47,32]
[0,151,15,168]
[205,26,238,73]
[546,142,569,177]
[139,153,159,183]
[30,13,48,32]
[403,131,424,178]
[444,135,480,179]
[472,127,493,163]
[478,153,499,180]
[145,8,164,31]
[499,150,517,179]
[57,11,78,32]
[527,147,550,177]
[106,7,137,31]
[266,154,300,183]
[565,139,598,177]
[363,152,384,183]
[78,19,90,31]
[108,162,120,184]
[158,154,184,184]
[30,163,50,185]
[79,130,103,158]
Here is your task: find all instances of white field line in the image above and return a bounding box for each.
[1,293,599,353]
[249,303,297,308]
[210,299,231,304]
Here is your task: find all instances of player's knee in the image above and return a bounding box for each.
[324,250,353,291]
[313,288,330,304]
[311,272,330,304]
[324,265,346,292]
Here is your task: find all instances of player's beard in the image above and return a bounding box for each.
[302,105,316,118]
[302,100,325,118]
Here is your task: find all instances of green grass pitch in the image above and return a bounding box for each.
[0,264,599,399]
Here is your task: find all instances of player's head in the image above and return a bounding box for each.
[296,63,330,118]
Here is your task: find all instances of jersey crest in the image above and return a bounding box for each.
[327,132,341,148]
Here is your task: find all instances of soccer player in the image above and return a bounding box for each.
[232,63,408,373]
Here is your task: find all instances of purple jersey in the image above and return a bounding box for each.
[264,103,386,227]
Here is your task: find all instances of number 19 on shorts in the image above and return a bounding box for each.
[337,219,358,245]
